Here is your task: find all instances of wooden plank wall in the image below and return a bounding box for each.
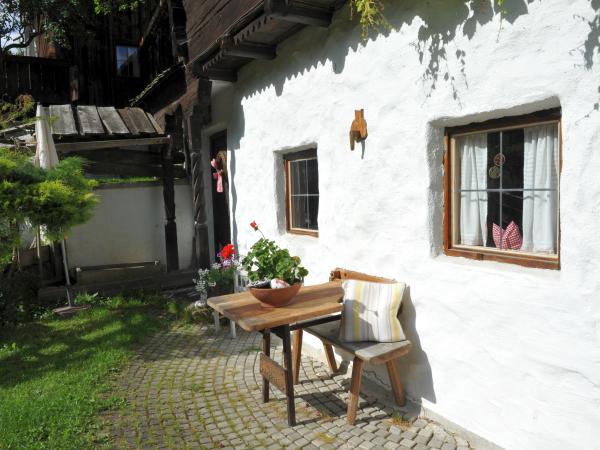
[0,55,71,104]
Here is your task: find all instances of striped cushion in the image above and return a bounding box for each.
[338,280,406,343]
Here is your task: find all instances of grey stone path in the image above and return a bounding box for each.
[104,324,474,450]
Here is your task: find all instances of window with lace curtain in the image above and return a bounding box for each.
[444,109,561,269]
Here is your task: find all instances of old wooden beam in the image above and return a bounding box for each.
[160,140,179,272]
[83,161,186,178]
[264,0,332,27]
[220,35,276,60]
[202,68,237,83]
[71,148,185,166]
[54,136,171,152]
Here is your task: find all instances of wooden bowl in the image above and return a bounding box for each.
[248,283,302,307]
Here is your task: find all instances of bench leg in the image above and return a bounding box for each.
[230,320,236,338]
[323,343,338,373]
[281,325,296,426]
[386,359,406,406]
[347,357,364,425]
[292,329,302,384]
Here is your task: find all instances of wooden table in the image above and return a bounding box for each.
[207,281,344,426]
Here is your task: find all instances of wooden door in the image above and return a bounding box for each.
[210,131,231,255]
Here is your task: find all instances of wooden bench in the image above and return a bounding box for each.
[293,268,413,424]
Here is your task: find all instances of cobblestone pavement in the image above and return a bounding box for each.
[104,324,474,450]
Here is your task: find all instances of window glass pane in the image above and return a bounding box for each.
[496,191,524,250]
[291,196,308,229]
[307,196,319,230]
[484,192,500,248]
[486,132,500,190]
[116,46,128,62]
[501,129,524,189]
[298,160,308,194]
[522,124,559,253]
[306,158,319,195]
[287,153,318,232]
[456,133,488,246]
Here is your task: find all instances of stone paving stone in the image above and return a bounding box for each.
[429,438,445,449]
[399,438,416,448]
[101,324,475,450]
[414,434,430,445]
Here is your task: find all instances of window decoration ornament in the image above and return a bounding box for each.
[493,153,506,166]
[488,165,501,179]
[492,221,523,250]
[349,109,368,150]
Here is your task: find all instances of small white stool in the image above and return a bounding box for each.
[213,311,236,338]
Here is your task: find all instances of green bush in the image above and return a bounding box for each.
[0,147,97,265]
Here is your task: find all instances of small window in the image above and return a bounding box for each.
[284,149,319,236]
[444,109,561,269]
[116,45,140,77]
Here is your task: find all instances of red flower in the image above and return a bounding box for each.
[250,220,258,230]
[220,244,235,260]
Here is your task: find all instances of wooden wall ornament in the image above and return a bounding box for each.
[349,109,368,150]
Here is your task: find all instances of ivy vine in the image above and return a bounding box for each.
[351,0,507,39]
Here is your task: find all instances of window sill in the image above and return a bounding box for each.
[287,228,319,238]
[445,246,560,270]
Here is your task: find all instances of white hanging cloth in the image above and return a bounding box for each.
[34,104,59,169]
[521,124,559,253]
[458,133,488,246]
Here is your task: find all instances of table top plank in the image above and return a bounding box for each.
[207,282,344,332]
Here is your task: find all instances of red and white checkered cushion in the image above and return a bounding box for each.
[492,221,523,250]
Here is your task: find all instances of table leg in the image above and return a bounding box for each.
[292,329,303,384]
[262,329,270,403]
[281,325,296,426]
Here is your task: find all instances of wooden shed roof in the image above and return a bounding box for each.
[46,105,165,140]
[40,104,171,153]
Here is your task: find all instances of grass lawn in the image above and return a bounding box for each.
[0,297,170,450]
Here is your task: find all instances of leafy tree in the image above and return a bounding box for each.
[0,146,98,270]
[0,0,143,56]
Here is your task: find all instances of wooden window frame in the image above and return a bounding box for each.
[284,149,319,237]
[443,108,562,270]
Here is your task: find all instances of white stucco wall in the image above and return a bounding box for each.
[204,1,600,449]
[66,181,195,270]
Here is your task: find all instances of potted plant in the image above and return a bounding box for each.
[194,243,237,304]
[241,221,308,307]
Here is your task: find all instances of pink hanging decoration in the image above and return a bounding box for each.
[211,158,224,193]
